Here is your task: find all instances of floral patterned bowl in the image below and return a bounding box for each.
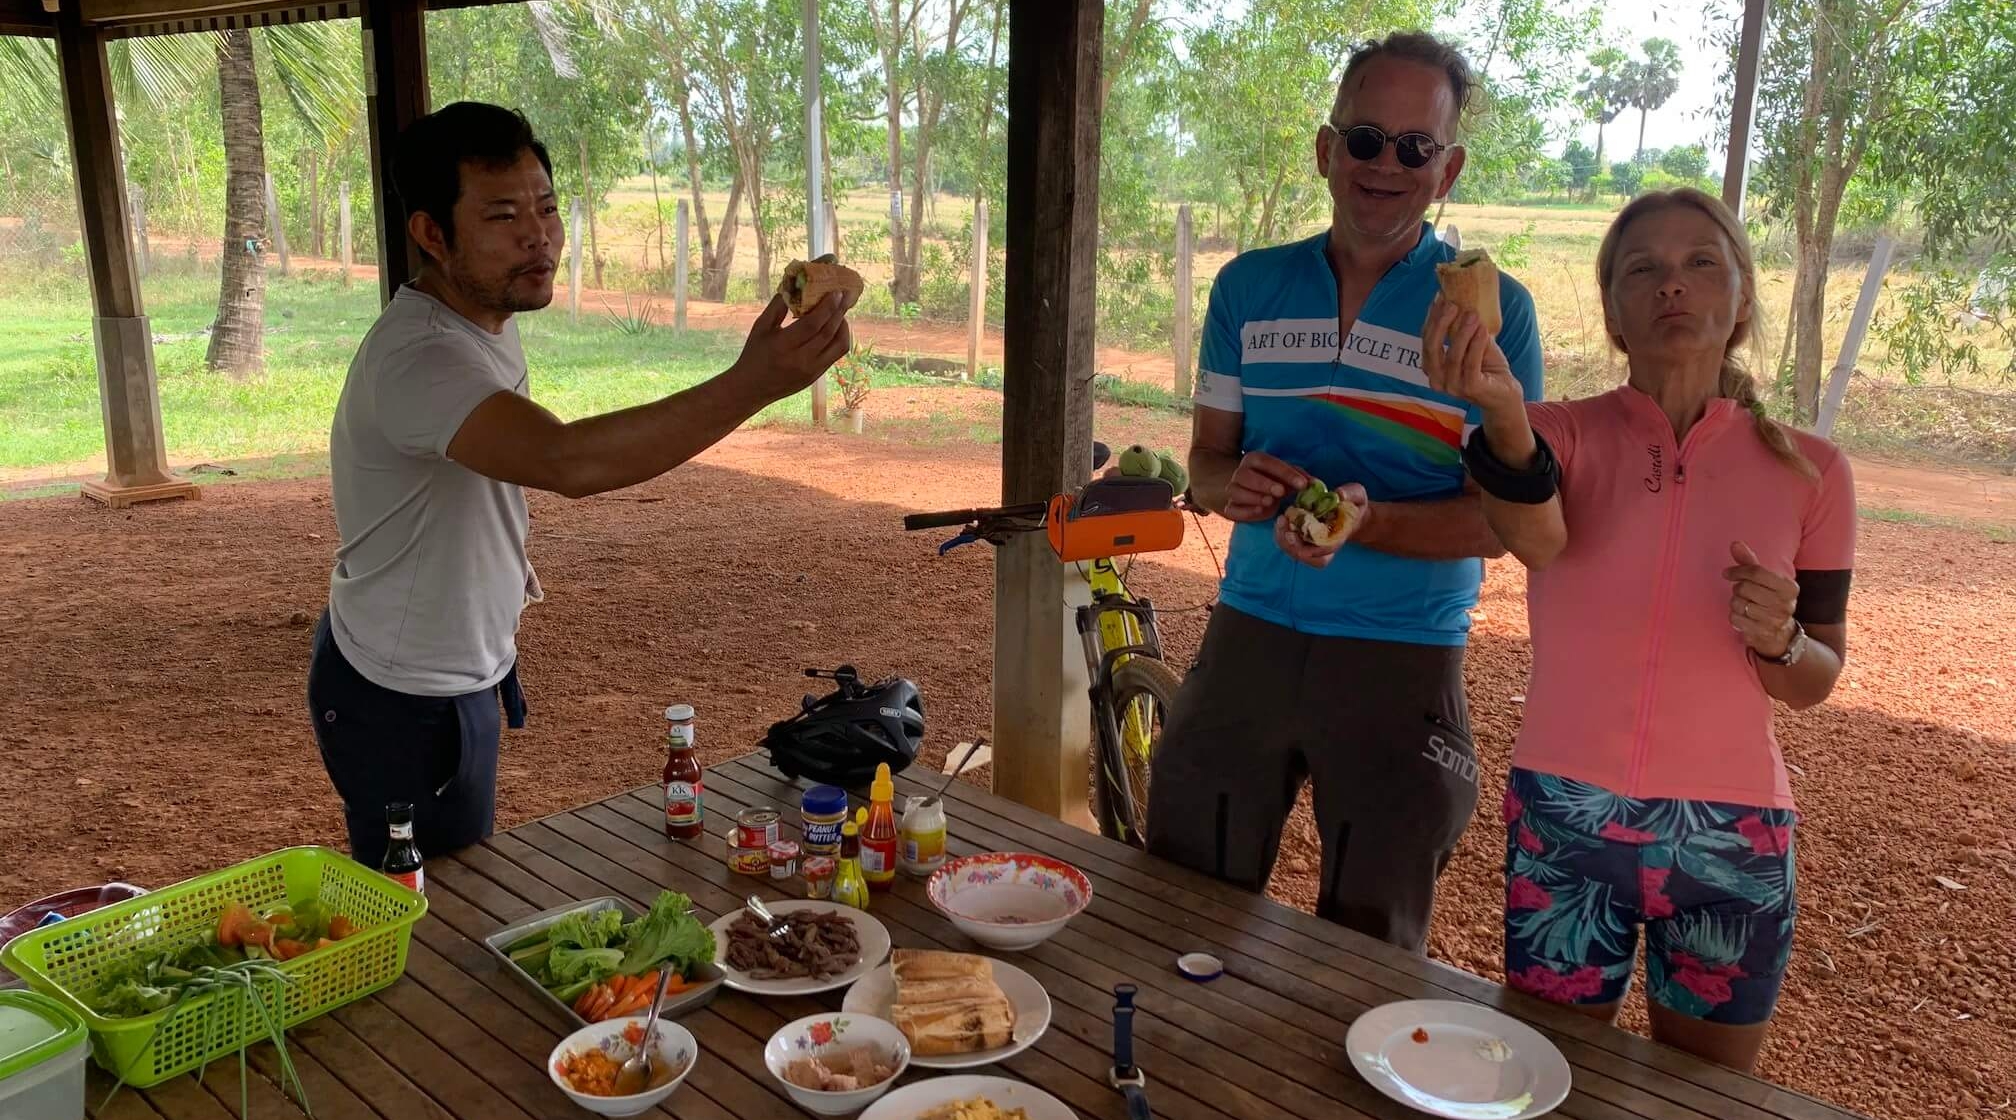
[762,1013,911,1115]
[926,852,1094,951]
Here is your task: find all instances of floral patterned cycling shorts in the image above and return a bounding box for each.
[1502,767,1798,1026]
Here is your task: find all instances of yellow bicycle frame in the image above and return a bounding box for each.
[1084,558,1156,765]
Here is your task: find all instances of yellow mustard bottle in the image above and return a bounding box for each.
[831,813,871,912]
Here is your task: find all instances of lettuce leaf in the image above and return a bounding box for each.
[547,944,624,988]
[618,891,715,978]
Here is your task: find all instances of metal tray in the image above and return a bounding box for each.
[483,895,725,1027]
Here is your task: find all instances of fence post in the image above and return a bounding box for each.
[264,172,290,278]
[568,197,584,322]
[129,186,149,278]
[826,197,839,259]
[1174,204,1194,399]
[338,181,353,287]
[1815,234,1896,439]
[967,200,988,382]
[674,199,690,332]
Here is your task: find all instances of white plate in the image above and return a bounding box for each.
[709,900,892,996]
[840,957,1052,1069]
[859,1074,1074,1120]
[1346,1000,1571,1120]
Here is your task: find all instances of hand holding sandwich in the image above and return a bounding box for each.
[1425,250,1535,467]
[1274,479,1369,568]
[726,288,857,405]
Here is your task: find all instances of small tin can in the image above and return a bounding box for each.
[802,856,837,899]
[768,840,800,880]
[727,841,770,877]
[734,807,781,850]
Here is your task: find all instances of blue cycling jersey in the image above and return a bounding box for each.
[1194,224,1545,645]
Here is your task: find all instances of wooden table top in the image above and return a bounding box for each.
[91,753,1868,1120]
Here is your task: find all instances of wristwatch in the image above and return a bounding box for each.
[1758,620,1809,666]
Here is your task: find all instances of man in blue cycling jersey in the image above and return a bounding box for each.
[1146,31,1544,951]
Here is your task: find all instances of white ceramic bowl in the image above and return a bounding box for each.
[926,852,1093,952]
[763,1012,911,1115]
[546,1016,698,1117]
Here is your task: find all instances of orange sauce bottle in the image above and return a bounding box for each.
[860,764,900,892]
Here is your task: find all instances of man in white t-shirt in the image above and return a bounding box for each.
[309,102,855,868]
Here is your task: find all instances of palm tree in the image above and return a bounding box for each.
[1628,38,1683,161]
[1577,46,1632,176]
[0,25,360,377]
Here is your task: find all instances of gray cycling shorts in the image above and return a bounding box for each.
[1144,605,1479,952]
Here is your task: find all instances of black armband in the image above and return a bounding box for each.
[1794,569,1852,625]
[1462,427,1561,505]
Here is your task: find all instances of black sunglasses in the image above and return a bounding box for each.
[1329,123,1449,170]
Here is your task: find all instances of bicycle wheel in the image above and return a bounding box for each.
[1093,655,1184,849]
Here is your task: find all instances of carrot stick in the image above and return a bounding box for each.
[583,984,616,1021]
[603,991,650,1021]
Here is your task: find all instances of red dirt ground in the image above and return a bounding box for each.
[3,395,2012,1118]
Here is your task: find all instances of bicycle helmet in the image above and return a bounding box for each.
[762,665,925,787]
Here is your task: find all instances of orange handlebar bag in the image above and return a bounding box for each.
[1046,479,1185,562]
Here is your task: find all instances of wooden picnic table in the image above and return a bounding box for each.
[90,752,1869,1120]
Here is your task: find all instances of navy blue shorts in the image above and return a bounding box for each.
[1502,767,1797,1026]
[306,610,526,869]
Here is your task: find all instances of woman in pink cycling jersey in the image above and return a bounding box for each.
[1422,188,1854,1072]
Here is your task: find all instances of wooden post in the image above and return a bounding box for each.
[53,1,196,507]
[1173,203,1193,399]
[264,172,290,278]
[128,185,149,278]
[568,197,583,322]
[339,180,353,287]
[362,0,429,305]
[826,197,839,258]
[674,199,690,331]
[1815,234,1895,439]
[967,199,987,381]
[1722,0,1768,218]
[993,0,1102,827]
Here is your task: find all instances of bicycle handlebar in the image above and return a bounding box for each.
[902,501,1048,531]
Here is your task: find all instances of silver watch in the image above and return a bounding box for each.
[1758,620,1808,666]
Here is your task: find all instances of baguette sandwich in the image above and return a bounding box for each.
[780,253,866,317]
[888,949,1017,1057]
[1434,248,1502,335]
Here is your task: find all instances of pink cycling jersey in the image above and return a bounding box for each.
[1514,386,1856,810]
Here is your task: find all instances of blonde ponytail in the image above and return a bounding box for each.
[1718,362,1817,480]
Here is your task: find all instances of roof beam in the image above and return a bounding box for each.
[0,0,55,36]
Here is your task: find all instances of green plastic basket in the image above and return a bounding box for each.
[0,846,426,1088]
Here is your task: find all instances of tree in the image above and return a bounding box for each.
[1561,139,1597,188]
[1181,2,1442,252]
[1448,0,1599,206]
[868,0,982,308]
[1576,45,1631,175]
[1746,0,1939,419]
[1,26,356,377]
[1625,37,1682,160]
[1659,142,1709,181]
[1610,160,1644,198]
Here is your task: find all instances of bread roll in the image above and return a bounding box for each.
[894,976,1002,1006]
[781,255,866,316]
[891,949,992,983]
[1434,248,1502,335]
[1286,502,1359,547]
[892,998,1016,1056]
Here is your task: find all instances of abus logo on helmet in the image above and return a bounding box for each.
[879,706,902,718]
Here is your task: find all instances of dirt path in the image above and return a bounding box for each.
[1,425,2012,1120]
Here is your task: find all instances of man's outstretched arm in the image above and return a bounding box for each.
[447,294,852,498]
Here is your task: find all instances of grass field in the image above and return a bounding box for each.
[0,264,832,475]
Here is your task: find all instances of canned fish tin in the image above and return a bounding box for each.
[734,807,781,850]
[767,840,800,880]
[727,840,770,877]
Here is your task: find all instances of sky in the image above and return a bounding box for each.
[1570,0,1741,166]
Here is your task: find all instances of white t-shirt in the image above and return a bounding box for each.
[327,285,536,697]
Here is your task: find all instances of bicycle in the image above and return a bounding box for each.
[903,445,1196,849]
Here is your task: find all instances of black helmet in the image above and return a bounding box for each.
[763,666,924,787]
